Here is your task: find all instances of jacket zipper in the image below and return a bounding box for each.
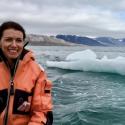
[0,54,18,95]
[9,58,19,95]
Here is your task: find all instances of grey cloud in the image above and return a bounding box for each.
[0,0,125,38]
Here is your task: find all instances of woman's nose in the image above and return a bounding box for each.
[11,40,17,46]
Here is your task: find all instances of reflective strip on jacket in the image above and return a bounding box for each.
[0,49,53,125]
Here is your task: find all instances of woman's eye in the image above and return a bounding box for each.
[5,38,13,42]
[16,39,23,43]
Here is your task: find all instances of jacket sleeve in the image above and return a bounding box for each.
[28,70,53,125]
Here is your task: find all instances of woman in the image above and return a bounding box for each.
[0,21,53,125]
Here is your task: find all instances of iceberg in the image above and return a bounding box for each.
[46,49,125,75]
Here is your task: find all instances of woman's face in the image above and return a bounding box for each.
[0,28,24,61]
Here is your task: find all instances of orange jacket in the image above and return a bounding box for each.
[0,49,53,125]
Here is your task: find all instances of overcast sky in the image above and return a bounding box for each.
[0,0,125,38]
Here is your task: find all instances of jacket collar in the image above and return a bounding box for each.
[21,50,35,64]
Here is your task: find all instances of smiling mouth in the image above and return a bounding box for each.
[8,49,18,54]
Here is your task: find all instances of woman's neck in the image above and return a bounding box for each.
[7,59,15,68]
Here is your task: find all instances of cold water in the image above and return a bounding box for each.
[27,46,125,125]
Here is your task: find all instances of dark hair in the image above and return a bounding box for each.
[0,21,26,40]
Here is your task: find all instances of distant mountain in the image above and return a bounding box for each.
[26,34,77,46]
[56,35,103,46]
[95,37,125,46]
[56,35,125,46]
[26,34,125,46]
[95,37,115,46]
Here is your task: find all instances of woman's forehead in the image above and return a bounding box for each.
[2,28,23,38]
